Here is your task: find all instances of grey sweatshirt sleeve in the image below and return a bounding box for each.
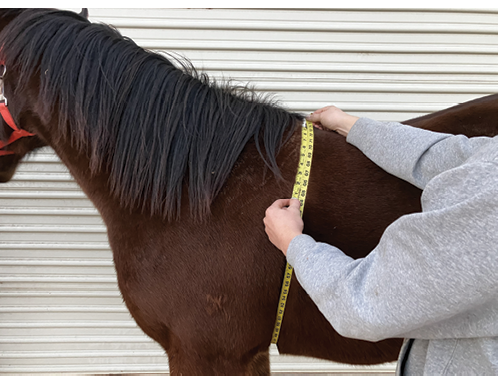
[286,121,498,342]
[346,118,493,189]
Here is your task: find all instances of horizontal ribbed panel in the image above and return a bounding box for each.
[3,8,498,375]
[90,7,498,122]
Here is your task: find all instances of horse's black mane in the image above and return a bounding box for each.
[0,9,302,219]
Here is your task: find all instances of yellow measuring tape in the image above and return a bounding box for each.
[271,120,314,346]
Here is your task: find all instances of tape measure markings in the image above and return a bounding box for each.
[271,120,314,346]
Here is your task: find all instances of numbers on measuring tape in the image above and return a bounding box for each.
[271,121,314,346]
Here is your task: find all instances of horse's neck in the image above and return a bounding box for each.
[48,136,121,218]
[41,113,302,228]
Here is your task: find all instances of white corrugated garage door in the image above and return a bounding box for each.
[1,8,498,375]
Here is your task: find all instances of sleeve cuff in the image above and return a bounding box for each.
[286,234,317,267]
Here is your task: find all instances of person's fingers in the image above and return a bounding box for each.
[263,198,304,256]
[306,112,321,122]
[264,199,300,221]
[271,198,293,209]
[306,114,325,130]
[307,106,340,131]
[288,198,301,211]
[311,106,332,115]
[306,108,326,122]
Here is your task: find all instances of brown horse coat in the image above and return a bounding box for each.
[1,9,498,375]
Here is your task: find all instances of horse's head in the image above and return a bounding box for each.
[0,10,45,182]
[0,8,89,182]
[0,65,48,181]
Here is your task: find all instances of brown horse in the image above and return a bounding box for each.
[1,9,498,375]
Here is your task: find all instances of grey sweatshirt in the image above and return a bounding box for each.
[287,118,498,375]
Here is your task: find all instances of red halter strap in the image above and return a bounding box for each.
[0,61,35,156]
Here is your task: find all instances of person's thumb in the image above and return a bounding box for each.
[306,112,321,122]
[289,198,301,211]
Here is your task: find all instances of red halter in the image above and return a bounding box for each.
[0,61,35,156]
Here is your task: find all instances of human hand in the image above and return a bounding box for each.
[307,106,359,137]
[264,198,304,256]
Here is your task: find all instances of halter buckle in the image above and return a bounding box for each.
[0,78,7,106]
[0,64,7,106]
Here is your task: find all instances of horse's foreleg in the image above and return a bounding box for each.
[167,350,248,375]
[166,344,270,376]
[247,349,271,375]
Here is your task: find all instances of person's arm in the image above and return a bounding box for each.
[308,106,494,189]
[285,160,498,342]
[346,118,493,189]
